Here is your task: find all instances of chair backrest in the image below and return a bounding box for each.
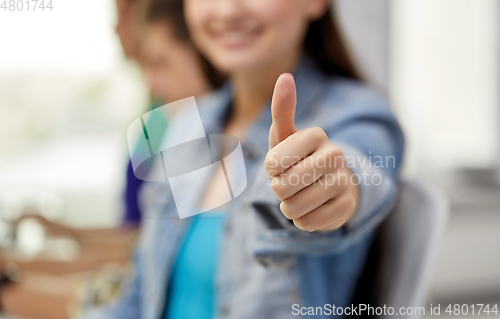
[352,180,449,318]
[375,180,449,318]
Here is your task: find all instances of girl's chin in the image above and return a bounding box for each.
[211,53,268,74]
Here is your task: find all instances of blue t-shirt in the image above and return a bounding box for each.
[164,212,225,319]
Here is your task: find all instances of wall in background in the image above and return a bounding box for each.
[390,0,500,176]
[0,0,148,227]
[335,0,389,93]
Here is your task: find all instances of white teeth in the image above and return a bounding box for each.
[220,30,254,43]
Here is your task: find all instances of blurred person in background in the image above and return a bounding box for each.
[125,0,224,224]
[0,0,222,318]
[80,0,404,319]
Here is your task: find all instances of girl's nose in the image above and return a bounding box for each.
[214,0,247,21]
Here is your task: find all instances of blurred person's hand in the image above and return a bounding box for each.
[0,213,138,275]
[10,214,138,241]
[265,74,359,232]
[12,214,79,240]
[0,271,85,319]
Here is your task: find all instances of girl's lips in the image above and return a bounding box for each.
[210,27,263,50]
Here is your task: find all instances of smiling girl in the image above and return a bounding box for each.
[82,1,404,319]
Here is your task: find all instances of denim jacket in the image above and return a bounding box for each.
[81,57,404,319]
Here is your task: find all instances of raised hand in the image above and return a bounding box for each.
[265,73,359,232]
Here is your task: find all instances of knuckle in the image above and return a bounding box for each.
[264,152,279,176]
[346,195,357,212]
[279,201,293,219]
[327,183,340,197]
[328,218,347,230]
[327,145,344,160]
[340,193,356,214]
[280,200,300,219]
[271,179,287,201]
[348,195,356,210]
[264,153,272,168]
[306,127,327,141]
[294,218,317,232]
[264,157,271,171]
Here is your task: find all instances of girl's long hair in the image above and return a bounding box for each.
[305,5,361,80]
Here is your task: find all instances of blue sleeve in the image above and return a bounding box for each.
[332,116,404,235]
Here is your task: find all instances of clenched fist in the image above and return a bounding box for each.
[265,73,359,232]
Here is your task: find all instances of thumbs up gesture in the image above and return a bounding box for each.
[265,74,359,232]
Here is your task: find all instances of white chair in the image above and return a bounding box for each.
[354,180,449,318]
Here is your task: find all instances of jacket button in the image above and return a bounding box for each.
[243,147,255,160]
[220,305,229,316]
[224,222,232,234]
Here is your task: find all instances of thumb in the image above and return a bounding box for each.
[269,73,297,149]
